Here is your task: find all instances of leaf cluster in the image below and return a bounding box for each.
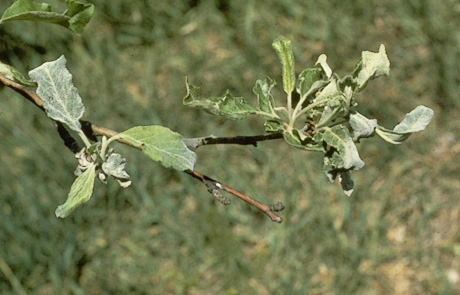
[183,36,433,196]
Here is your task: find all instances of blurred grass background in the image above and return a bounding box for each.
[1,0,460,294]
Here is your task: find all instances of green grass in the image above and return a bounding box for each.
[1,0,460,294]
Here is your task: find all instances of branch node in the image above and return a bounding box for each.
[269,202,285,212]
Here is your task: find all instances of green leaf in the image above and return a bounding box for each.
[0,0,94,34]
[55,164,96,218]
[101,153,131,188]
[315,54,333,79]
[117,126,196,171]
[313,77,340,103]
[272,36,295,94]
[375,105,434,144]
[355,44,390,90]
[349,111,377,141]
[253,77,276,115]
[322,126,364,182]
[184,79,258,120]
[0,61,37,87]
[283,129,324,152]
[298,68,323,98]
[29,55,85,132]
[264,120,283,133]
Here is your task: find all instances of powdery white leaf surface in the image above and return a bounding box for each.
[253,77,276,115]
[349,111,378,141]
[272,36,295,94]
[29,55,84,132]
[393,105,434,133]
[184,80,258,120]
[357,44,390,89]
[376,105,434,144]
[102,153,130,180]
[315,54,333,79]
[56,164,96,218]
[119,126,196,171]
[322,126,365,178]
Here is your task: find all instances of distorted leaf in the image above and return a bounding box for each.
[264,120,283,133]
[55,164,96,218]
[322,126,364,181]
[0,61,37,87]
[272,36,295,94]
[184,80,258,120]
[355,44,390,90]
[283,129,324,152]
[117,126,196,171]
[298,68,324,98]
[253,77,276,115]
[376,105,433,144]
[29,55,85,132]
[313,77,340,103]
[102,153,130,181]
[349,111,377,141]
[0,0,94,34]
[315,54,332,78]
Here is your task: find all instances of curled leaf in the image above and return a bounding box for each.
[315,54,333,79]
[272,36,295,94]
[0,61,37,87]
[355,44,390,90]
[253,77,276,115]
[349,111,377,141]
[102,153,131,187]
[376,105,434,144]
[184,79,258,120]
[56,164,96,218]
[322,126,365,183]
[298,68,324,98]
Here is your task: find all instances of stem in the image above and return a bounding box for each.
[183,132,283,149]
[287,91,292,118]
[187,170,283,223]
[290,98,328,128]
[78,131,92,149]
[1,73,285,223]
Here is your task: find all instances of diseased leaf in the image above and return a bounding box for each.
[253,77,276,115]
[0,0,94,34]
[283,129,324,152]
[298,68,323,98]
[102,153,130,178]
[272,36,295,94]
[184,80,258,120]
[313,77,340,103]
[393,105,434,133]
[315,54,332,79]
[355,44,390,90]
[29,55,85,132]
[117,126,196,171]
[55,164,96,218]
[322,126,364,182]
[349,111,377,141]
[0,61,37,87]
[102,153,131,188]
[264,120,283,133]
[376,105,434,144]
